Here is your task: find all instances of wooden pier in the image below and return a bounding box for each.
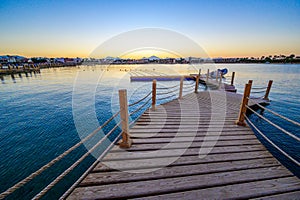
[1,73,298,200]
[0,62,80,75]
[130,70,237,93]
[65,90,300,199]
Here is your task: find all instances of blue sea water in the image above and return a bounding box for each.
[0,64,299,199]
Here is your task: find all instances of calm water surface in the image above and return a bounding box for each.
[0,64,299,199]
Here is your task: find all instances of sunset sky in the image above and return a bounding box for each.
[0,0,299,58]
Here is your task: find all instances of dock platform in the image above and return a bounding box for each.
[66,91,300,199]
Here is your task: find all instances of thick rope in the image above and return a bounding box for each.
[129,97,152,116]
[246,105,300,142]
[157,88,178,96]
[252,86,268,90]
[183,83,195,88]
[244,114,299,166]
[251,90,266,94]
[157,93,176,101]
[59,133,122,200]
[33,122,121,199]
[248,98,300,127]
[128,91,152,107]
[184,81,195,86]
[157,84,179,90]
[0,111,120,199]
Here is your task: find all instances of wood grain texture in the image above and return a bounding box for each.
[65,91,299,200]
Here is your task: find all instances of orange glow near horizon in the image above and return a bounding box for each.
[0,45,299,59]
[120,49,182,59]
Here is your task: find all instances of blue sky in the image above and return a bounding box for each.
[0,0,299,57]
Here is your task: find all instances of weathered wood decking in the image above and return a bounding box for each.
[66,91,300,199]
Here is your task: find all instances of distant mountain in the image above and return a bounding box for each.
[148,55,160,61]
[104,56,116,60]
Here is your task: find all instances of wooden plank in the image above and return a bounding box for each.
[135,120,238,125]
[130,127,252,134]
[93,150,273,172]
[130,135,257,144]
[141,113,236,120]
[80,158,280,187]
[133,177,300,200]
[110,139,261,152]
[67,167,293,200]
[103,145,265,161]
[65,90,296,200]
[130,131,255,138]
[252,190,300,200]
[131,124,242,129]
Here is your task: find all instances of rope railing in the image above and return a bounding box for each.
[184,81,195,86]
[2,75,200,199]
[236,79,299,167]
[156,88,179,95]
[244,114,299,166]
[129,78,193,126]
[247,98,300,127]
[157,93,177,101]
[252,86,268,90]
[128,91,152,107]
[129,96,152,116]
[249,86,267,100]
[0,110,121,199]
[250,90,266,94]
[245,105,300,142]
[157,83,180,90]
[249,95,265,99]
[33,122,122,199]
[183,87,194,92]
[60,131,122,199]
[183,82,195,88]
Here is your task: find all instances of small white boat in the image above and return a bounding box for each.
[210,68,228,78]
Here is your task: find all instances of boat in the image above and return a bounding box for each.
[210,68,228,78]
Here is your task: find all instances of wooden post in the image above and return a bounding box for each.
[194,75,200,93]
[179,76,183,99]
[231,72,235,86]
[236,82,252,126]
[206,69,209,82]
[152,79,157,110]
[263,80,273,101]
[198,69,201,77]
[216,70,219,82]
[118,89,132,148]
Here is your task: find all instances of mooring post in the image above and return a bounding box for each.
[216,70,219,82]
[152,79,157,110]
[263,80,273,101]
[118,89,132,148]
[219,72,223,84]
[206,69,209,83]
[236,81,252,126]
[198,69,201,77]
[179,76,183,99]
[195,75,200,93]
[231,72,235,86]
